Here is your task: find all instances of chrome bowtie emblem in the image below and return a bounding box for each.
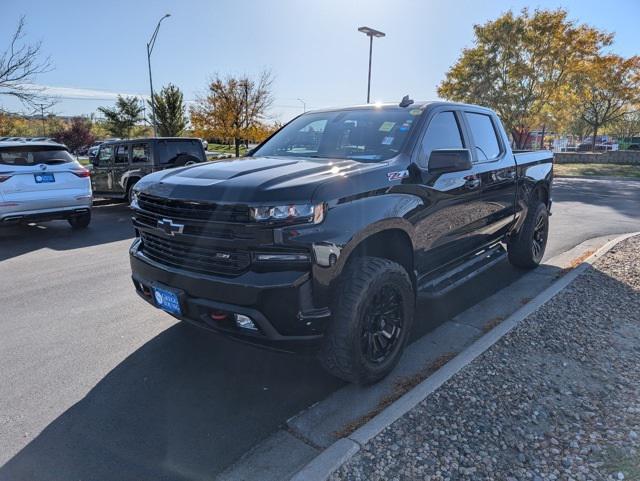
[157,218,184,236]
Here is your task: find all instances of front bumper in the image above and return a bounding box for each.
[129,239,331,352]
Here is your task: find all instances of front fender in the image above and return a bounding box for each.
[280,193,423,306]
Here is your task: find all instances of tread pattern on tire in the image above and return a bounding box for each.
[319,256,413,384]
[508,201,547,269]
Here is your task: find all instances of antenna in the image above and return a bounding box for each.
[399,95,414,108]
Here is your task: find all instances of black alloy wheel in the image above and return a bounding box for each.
[361,285,404,364]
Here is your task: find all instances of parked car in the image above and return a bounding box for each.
[128,100,553,384]
[0,141,92,227]
[90,137,207,202]
[87,142,103,159]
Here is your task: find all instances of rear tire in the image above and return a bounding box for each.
[507,202,549,269]
[68,211,91,229]
[318,257,414,385]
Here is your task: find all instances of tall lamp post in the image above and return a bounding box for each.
[297,98,306,112]
[147,13,171,137]
[357,26,385,104]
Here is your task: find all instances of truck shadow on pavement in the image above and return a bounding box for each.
[0,258,553,481]
[0,204,134,262]
[0,321,344,481]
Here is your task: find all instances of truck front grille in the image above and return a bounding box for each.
[138,193,250,223]
[140,231,251,275]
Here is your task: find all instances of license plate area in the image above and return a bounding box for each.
[34,172,55,183]
[151,284,183,316]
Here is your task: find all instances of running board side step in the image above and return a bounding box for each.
[418,244,507,298]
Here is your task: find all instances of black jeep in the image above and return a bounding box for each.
[91,137,207,202]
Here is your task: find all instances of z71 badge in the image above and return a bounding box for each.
[387,170,409,181]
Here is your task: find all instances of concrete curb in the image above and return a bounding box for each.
[290,231,640,481]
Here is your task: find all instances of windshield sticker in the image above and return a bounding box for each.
[378,121,395,132]
[387,170,409,181]
[399,122,411,132]
[381,136,394,145]
[409,108,422,116]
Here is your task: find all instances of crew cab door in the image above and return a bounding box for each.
[409,108,516,276]
[409,109,482,274]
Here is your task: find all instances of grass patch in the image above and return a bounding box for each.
[555,163,640,179]
[598,446,640,480]
[207,143,247,154]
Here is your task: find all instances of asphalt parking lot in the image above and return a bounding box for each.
[1,177,639,481]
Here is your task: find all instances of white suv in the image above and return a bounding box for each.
[0,141,92,228]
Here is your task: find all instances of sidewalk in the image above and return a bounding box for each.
[329,235,640,481]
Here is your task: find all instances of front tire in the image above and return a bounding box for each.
[508,202,549,268]
[319,257,414,385]
[68,211,91,229]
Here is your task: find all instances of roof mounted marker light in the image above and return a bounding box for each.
[399,95,414,108]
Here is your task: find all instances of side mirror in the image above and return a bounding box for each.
[428,149,472,174]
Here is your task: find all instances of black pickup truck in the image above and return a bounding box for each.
[129,99,553,384]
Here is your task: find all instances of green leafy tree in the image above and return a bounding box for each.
[98,95,143,138]
[148,83,188,137]
[437,8,611,148]
[575,55,640,150]
[190,71,273,156]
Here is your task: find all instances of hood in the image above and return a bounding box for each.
[136,155,389,204]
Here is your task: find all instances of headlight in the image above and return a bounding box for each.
[130,190,140,209]
[249,203,325,224]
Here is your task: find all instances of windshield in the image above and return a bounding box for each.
[254,107,422,161]
[0,146,74,166]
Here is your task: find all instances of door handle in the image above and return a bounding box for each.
[463,177,481,189]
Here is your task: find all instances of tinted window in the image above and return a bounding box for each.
[131,143,150,163]
[466,113,501,161]
[158,140,204,164]
[115,144,129,164]
[0,146,74,166]
[254,107,421,162]
[419,111,463,166]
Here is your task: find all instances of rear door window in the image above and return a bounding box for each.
[465,112,502,161]
[131,143,150,163]
[0,147,75,166]
[115,144,129,164]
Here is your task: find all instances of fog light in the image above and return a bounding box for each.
[235,314,258,331]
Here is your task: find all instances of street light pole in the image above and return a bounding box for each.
[147,13,171,137]
[358,26,385,104]
[297,98,306,112]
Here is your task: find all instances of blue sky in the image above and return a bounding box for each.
[1,0,638,122]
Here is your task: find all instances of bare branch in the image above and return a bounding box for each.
[0,15,53,110]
